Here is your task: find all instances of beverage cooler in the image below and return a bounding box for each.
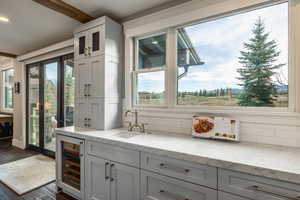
[56,134,85,199]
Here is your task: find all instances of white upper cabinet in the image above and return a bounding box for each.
[75,59,91,98]
[74,31,89,60]
[74,16,122,130]
[75,25,104,59]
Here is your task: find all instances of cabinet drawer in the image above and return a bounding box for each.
[141,170,217,200]
[87,141,140,167]
[219,169,300,200]
[218,192,250,200]
[141,152,217,189]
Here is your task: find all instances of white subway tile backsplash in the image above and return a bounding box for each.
[274,126,299,138]
[240,134,258,143]
[123,110,300,148]
[258,136,298,147]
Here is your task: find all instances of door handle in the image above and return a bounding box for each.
[105,162,109,180]
[110,163,115,182]
[84,48,88,56]
[87,84,91,97]
[84,84,87,97]
[88,47,91,56]
[39,104,44,112]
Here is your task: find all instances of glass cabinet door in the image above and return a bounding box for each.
[89,25,103,57]
[61,141,81,190]
[79,36,86,56]
[57,135,84,199]
[75,32,88,59]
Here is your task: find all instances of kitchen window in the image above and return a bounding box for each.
[134,33,166,105]
[176,2,288,107]
[132,1,291,110]
[3,68,14,110]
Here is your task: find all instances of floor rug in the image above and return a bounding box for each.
[0,154,55,195]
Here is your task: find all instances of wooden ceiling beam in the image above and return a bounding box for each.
[32,0,95,23]
[0,52,17,58]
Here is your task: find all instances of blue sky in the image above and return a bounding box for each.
[45,62,58,84]
[138,2,288,93]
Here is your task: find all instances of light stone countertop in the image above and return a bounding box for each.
[55,126,300,185]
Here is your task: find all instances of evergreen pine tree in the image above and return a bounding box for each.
[237,18,284,106]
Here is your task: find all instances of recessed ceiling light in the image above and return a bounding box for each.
[152,41,159,45]
[0,16,9,23]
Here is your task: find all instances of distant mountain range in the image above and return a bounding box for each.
[206,85,288,95]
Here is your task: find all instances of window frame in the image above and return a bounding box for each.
[127,0,299,116]
[2,67,14,112]
[133,31,168,107]
[173,0,291,111]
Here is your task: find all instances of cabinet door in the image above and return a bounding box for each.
[75,59,91,98]
[75,31,89,60]
[89,98,104,130]
[110,162,140,200]
[90,56,105,98]
[86,155,110,200]
[89,25,104,57]
[74,98,89,128]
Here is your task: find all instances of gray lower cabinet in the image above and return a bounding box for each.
[58,134,300,200]
[141,170,217,200]
[218,192,250,200]
[219,169,300,200]
[86,154,140,200]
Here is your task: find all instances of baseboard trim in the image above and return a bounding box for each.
[12,139,26,149]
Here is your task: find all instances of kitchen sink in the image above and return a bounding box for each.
[114,131,142,139]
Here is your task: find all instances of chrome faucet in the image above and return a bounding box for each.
[124,110,147,133]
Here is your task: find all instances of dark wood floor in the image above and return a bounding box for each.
[0,139,76,200]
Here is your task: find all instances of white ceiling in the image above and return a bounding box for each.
[64,0,178,19]
[0,0,80,55]
[0,0,186,56]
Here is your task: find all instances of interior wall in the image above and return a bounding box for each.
[12,60,24,148]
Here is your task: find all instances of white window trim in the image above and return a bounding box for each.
[133,32,168,107]
[124,0,300,123]
[1,67,14,113]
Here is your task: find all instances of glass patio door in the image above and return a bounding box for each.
[27,54,74,156]
[43,60,58,152]
[28,65,40,147]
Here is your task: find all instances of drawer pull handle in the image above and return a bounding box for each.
[248,185,300,200]
[159,163,190,174]
[159,190,190,200]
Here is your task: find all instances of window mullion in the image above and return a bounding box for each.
[166,28,177,108]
